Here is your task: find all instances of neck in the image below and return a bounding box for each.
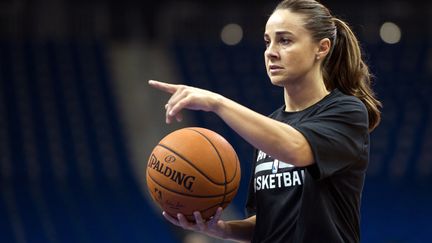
[283,76,330,112]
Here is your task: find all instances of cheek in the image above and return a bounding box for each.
[285,51,313,68]
[264,56,271,72]
[281,52,298,67]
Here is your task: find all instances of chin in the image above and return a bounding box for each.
[269,77,287,87]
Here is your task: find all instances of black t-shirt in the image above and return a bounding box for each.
[246,89,369,243]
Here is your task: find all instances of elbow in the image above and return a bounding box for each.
[275,137,314,167]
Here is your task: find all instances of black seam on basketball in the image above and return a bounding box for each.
[148,174,228,198]
[165,190,239,218]
[199,188,238,212]
[157,143,226,185]
[186,128,228,209]
[179,199,233,218]
[225,154,239,184]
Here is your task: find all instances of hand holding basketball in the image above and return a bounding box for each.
[162,207,228,240]
[146,127,241,222]
[148,80,222,124]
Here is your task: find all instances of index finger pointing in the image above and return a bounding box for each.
[148,80,179,94]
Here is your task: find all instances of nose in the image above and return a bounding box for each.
[265,43,279,59]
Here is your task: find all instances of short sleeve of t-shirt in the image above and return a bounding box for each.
[292,96,369,180]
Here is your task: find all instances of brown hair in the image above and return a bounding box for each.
[275,0,382,131]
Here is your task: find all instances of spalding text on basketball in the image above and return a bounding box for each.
[148,154,196,191]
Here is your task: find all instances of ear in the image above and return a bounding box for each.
[315,38,331,60]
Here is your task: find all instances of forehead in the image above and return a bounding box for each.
[265,9,307,36]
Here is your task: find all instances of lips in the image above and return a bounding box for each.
[269,65,283,70]
[268,64,283,73]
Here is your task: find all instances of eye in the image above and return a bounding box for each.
[280,38,292,45]
[264,39,270,48]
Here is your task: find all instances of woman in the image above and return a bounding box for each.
[149,0,381,242]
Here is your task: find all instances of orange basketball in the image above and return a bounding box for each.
[146,127,241,221]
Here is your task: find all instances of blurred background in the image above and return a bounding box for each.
[0,0,431,242]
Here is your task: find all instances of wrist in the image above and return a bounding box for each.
[221,221,232,240]
[210,93,225,113]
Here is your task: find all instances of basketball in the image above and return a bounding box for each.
[146,127,241,222]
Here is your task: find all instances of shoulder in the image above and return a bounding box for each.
[281,89,370,130]
[321,89,368,115]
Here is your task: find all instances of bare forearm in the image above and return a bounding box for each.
[148,80,312,166]
[213,96,313,166]
[223,216,256,242]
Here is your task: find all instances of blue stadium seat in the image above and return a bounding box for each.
[0,40,177,243]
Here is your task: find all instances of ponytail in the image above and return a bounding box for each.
[275,0,382,131]
[323,18,382,131]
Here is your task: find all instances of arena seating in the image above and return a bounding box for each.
[0,40,177,243]
[0,36,430,242]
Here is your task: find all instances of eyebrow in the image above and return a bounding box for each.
[264,30,295,37]
[275,30,294,35]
